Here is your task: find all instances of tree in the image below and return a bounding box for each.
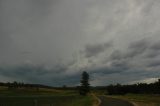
[13,81,18,88]
[79,71,90,96]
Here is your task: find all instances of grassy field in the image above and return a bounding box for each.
[0,86,94,106]
[0,95,93,106]
[108,94,160,106]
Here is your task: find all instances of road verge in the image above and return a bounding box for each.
[91,93,101,106]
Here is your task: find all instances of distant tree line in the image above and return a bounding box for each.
[107,79,160,95]
[0,81,83,91]
[0,81,53,90]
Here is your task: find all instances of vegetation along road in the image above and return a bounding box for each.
[98,96,134,106]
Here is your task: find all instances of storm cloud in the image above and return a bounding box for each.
[0,0,160,86]
[84,41,113,57]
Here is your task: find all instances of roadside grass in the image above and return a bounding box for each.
[108,94,160,106]
[92,89,106,95]
[69,95,94,106]
[91,93,101,106]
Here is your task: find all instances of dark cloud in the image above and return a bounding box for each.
[127,39,149,57]
[150,41,160,51]
[94,38,160,85]
[141,40,160,58]
[0,64,73,86]
[109,39,149,63]
[90,66,124,75]
[144,50,160,58]
[110,60,130,71]
[110,50,123,60]
[84,42,112,57]
[147,60,160,67]
[110,39,151,61]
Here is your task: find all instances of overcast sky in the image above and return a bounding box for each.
[0,0,160,86]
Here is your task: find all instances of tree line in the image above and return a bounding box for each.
[107,79,160,95]
[0,81,53,89]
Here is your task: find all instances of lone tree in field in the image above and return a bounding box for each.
[79,71,90,96]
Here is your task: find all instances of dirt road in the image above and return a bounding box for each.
[98,96,134,106]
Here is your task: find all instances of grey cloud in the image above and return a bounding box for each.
[0,35,12,51]
[84,42,112,57]
[87,56,130,78]
[20,51,32,55]
[110,60,130,71]
[0,65,48,79]
[110,50,123,60]
[0,64,72,86]
[145,50,160,58]
[142,41,160,58]
[97,38,160,83]
[147,60,160,67]
[110,39,150,61]
[150,41,160,51]
[129,39,149,51]
[90,66,124,75]
[127,39,149,57]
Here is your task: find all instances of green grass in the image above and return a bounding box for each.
[0,95,92,106]
[0,95,93,106]
[0,87,93,106]
[69,95,93,106]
